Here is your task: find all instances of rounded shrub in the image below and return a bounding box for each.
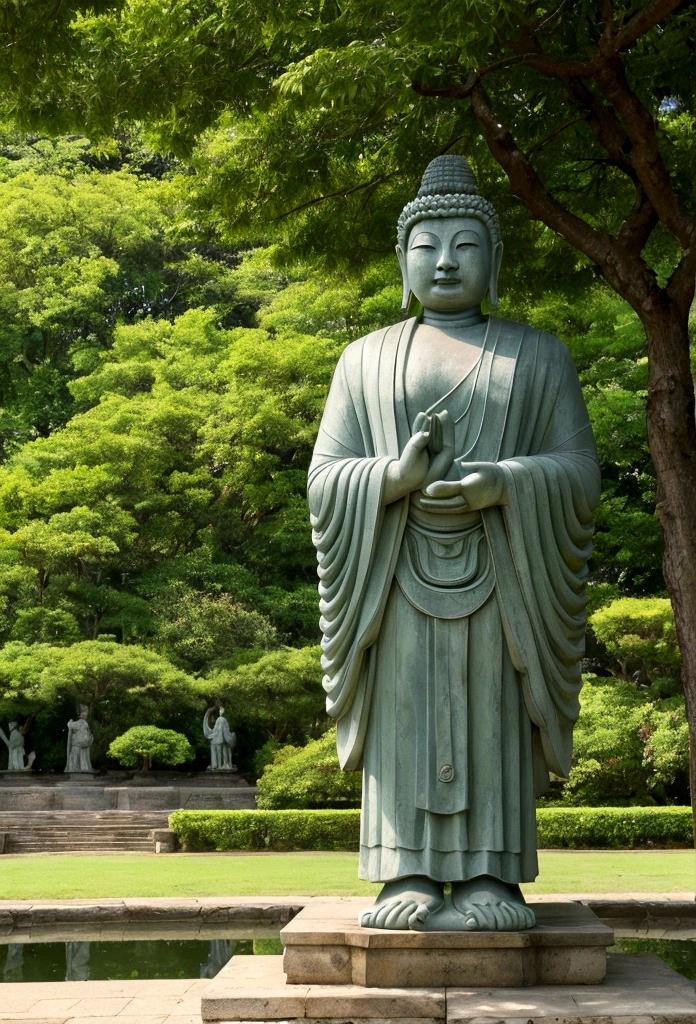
[256,727,362,809]
[108,725,194,772]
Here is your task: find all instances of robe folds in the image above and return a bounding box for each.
[308,316,600,883]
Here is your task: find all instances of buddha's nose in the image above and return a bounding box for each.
[437,246,458,272]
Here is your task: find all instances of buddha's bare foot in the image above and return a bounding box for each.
[359,876,444,930]
[451,876,535,931]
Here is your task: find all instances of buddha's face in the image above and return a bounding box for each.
[400,216,499,312]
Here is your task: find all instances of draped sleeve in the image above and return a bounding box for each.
[482,337,601,781]
[308,328,410,769]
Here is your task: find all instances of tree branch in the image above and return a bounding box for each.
[617,187,658,254]
[593,55,695,249]
[526,115,585,156]
[566,77,636,180]
[273,174,393,220]
[612,0,693,52]
[467,79,662,311]
[412,53,533,100]
[666,246,696,319]
[415,0,693,96]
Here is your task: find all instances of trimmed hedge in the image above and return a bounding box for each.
[169,809,361,852]
[536,806,693,849]
[169,806,693,852]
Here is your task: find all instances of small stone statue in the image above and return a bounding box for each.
[203,707,237,771]
[308,155,600,932]
[0,721,35,771]
[66,705,94,772]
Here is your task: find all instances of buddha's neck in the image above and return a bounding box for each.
[421,306,486,329]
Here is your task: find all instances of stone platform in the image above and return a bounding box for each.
[200,951,696,1023]
[0,770,257,812]
[280,898,613,987]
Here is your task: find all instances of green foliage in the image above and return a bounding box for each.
[204,646,326,745]
[560,677,687,806]
[0,639,200,768]
[168,805,694,852]
[2,2,693,280]
[590,598,679,682]
[535,806,693,850]
[0,298,338,648]
[154,591,277,672]
[169,809,361,852]
[504,287,665,597]
[256,728,362,809]
[0,143,250,448]
[252,738,284,781]
[108,724,193,770]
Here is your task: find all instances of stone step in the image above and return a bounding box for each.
[0,809,170,852]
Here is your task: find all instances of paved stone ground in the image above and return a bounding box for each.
[0,895,693,1024]
[0,977,208,1023]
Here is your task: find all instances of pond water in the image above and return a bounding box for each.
[613,937,696,980]
[1,934,694,984]
[0,937,283,982]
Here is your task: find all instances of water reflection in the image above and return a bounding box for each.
[3,944,24,981]
[65,941,91,981]
[200,939,230,978]
[0,938,242,982]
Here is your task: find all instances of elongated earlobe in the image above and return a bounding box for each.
[488,241,504,308]
[396,244,410,310]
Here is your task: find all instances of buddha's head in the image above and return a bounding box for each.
[396,155,503,314]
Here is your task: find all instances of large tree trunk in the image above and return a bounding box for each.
[643,307,696,837]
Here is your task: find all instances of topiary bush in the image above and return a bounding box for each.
[590,597,679,683]
[108,725,194,772]
[169,805,693,852]
[256,727,362,809]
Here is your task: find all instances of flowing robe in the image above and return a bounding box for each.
[308,317,600,883]
[66,718,94,772]
[205,711,237,770]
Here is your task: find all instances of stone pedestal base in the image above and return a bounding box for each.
[280,898,613,988]
[200,951,696,1023]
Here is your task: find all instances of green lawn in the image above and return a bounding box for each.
[0,850,693,900]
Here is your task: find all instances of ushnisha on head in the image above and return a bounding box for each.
[396,154,503,314]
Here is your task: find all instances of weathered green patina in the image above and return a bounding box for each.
[308,156,600,932]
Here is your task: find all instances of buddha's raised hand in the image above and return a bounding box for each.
[425,461,507,511]
[383,411,434,504]
[423,410,455,487]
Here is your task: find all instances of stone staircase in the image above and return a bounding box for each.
[0,810,170,853]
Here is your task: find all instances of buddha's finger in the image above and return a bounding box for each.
[410,428,432,450]
[412,411,430,434]
[438,409,455,450]
[425,480,462,497]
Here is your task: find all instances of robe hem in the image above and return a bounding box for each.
[359,845,539,884]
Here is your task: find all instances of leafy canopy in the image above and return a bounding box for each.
[108,724,194,770]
